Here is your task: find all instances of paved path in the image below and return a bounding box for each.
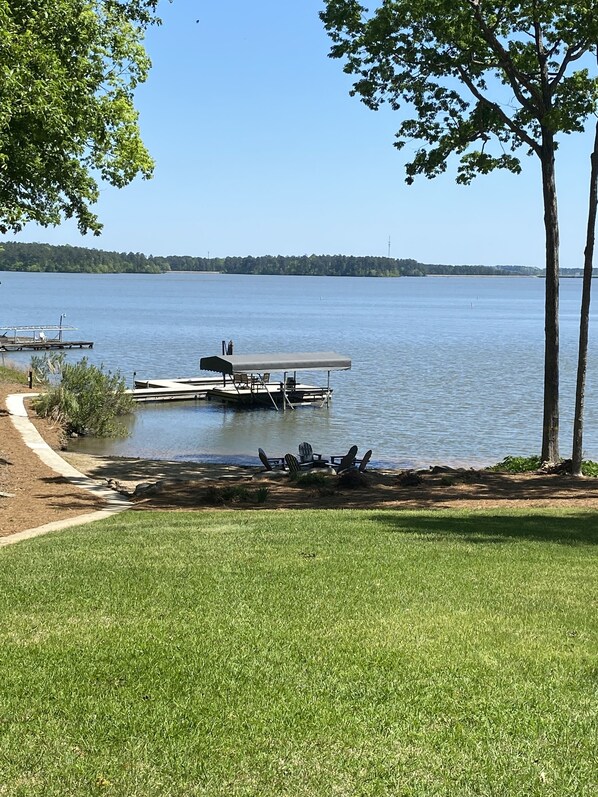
[1,393,131,547]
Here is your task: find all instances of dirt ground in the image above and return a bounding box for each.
[3,379,598,538]
[0,382,105,536]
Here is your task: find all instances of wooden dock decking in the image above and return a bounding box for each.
[131,377,225,403]
[0,324,93,352]
[0,336,94,352]
[131,376,332,407]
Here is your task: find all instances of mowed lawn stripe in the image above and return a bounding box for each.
[0,509,596,796]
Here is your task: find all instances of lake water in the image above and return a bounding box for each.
[2,271,597,468]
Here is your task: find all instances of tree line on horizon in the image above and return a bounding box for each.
[0,241,543,277]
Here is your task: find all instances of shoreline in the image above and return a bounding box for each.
[5,378,598,538]
[64,439,495,475]
[59,451,262,493]
[60,449,598,515]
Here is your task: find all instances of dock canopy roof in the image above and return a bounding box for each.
[200,351,351,375]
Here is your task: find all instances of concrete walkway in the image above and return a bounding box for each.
[1,393,131,547]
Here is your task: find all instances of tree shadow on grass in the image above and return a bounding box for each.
[370,510,598,546]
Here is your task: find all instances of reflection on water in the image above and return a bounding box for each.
[3,271,597,467]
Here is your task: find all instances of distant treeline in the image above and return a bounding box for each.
[0,241,543,277]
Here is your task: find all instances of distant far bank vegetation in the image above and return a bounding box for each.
[0,240,577,277]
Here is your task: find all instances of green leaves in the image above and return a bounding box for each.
[32,356,134,437]
[321,0,598,182]
[0,1,159,235]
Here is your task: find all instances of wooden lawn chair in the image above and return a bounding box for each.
[331,445,359,473]
[298,441,313,463]
[299,441,327,467]
[284,453,302,474]
[357,449,372,472]
[258,448,285,471]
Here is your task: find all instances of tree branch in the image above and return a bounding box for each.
[456,65,541,154]
[550,43,589,89]
[466,0,543,111]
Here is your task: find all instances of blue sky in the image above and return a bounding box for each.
[5,0,596,267]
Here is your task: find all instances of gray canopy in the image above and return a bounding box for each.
[200,351,351,375]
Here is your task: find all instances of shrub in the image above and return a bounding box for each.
[30,352,65,386]
[204,485,269,505]
[255,486,269,503]
[581,460,598,477]
[294,471,330,488]
[488,455,541,473]
[337,469,369,489]
[488,455,598,477]
[32,357,133,437]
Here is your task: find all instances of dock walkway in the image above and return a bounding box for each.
[0,324,93,352]
[131,376,331,407]
[131,377,225,403]
[0,336,94,352]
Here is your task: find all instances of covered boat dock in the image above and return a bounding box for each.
[199,351,351,410]
[132,351,351,409]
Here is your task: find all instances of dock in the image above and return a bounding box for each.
[0,325,93,352]
[132,351,351,410]
[131,377,227,403]
[131,376,331,406]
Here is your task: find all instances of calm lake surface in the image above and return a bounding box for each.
[3,271,597,468]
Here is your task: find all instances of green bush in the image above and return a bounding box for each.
[255,486,269,503]
[488,455,541,473]
[581,460,598,477]
[294,471,330,488]
[489,455,598,476]
[30,352,65,386]
[32,356,133,437]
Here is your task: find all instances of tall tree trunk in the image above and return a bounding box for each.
[540,130,560,464]
[571,121,598,476]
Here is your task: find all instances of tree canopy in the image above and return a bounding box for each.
[321,0,598,462]
[0,0,160,236]
[321,1,598,184]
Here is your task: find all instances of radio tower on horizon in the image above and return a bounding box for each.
[387,236,391,258]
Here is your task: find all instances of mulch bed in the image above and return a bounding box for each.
[0,383,104,536]
[126,466,598,512]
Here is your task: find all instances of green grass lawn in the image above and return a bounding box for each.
[0,509,596,796]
